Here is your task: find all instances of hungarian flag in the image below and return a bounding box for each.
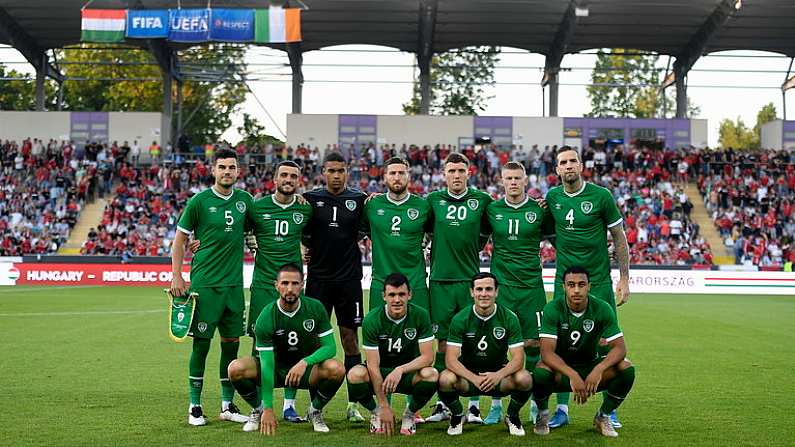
[255,7,302,43]
[81,9,126,42]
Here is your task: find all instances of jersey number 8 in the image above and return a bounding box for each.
[287,331,299,346]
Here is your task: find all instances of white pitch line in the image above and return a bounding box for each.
[0,309,162,317]
[0,286,103,293]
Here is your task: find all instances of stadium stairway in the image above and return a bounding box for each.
[684,183,733,264]
[58,197,107,255]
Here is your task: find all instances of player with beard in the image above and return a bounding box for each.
[171,148,253,426]
[302,151,369,422]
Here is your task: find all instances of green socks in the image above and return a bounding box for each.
[438,389,463,416]
[284,387,297,400]
[348,382,377,412]
[188,337,211,405]
[532,367,554,412]
[220,340,239,402]
[311,376,344,410]
[232,377,261,409]
[600,366,635,414]
[409,379,437,413]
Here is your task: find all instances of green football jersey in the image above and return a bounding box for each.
[447,304,524,373]
[545,182,623,286]
[177,188,253,287]
[248,195,313,289]
[486,196,554,287]
[427,188,492,281]
[539,296,622,366]
[362,303,434,369]
[254,296,334,369]
[363,193,431,290]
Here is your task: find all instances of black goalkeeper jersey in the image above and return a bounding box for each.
[303,187,368,281]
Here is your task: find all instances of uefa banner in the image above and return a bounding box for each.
[168,9,210,42]
[209,8,255,42]
[126,9,169,38]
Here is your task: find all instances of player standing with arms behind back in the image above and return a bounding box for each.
[303,151,369,422]
[171,148,253,426]
[545,146,630,429]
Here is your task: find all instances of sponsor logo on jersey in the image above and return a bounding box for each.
[293,212,304,225]
[467,199,479,210]
[208,206,218,213]
[407,208,420,220]
[263,213,271,220]
[525,211,537,223]
[377,209,385,216]
[561,323,569,330]
[495,214,503,220]
[581,201,593,214]
[345,200,357,211]
[439,199,447,205]
[198,322,208,333]
[583,319,594,332]
[316,201,325,207]
[493,326,506,339]
[555,203,562,209]
[236,201,247,213]
[404,328,417,340]
[303,319,315,332]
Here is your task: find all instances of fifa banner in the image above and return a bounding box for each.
[82,8,300,43]
[168,9,210,42]
[126,10,169,38]
[0,262,794,295]
[210,9,255,42]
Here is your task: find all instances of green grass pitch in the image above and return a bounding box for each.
[0,286,793,446]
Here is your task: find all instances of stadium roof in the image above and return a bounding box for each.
[1,0,795,56]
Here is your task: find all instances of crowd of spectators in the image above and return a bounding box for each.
[698,147,795,267]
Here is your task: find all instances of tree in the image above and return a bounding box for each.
[753,102,777,145]
[718,117,757,148]
[55,44,247,144]
[0,63,58,110]
[236,113,284,148]
[403,46,500,115]
[587,48,699,118]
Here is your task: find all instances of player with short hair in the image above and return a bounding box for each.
[438,272,533,436]
[532,266,635,438]
[425,152,492,423]
[483,161,553,424]
[227,264,345,435]
[248,160,313,422]
[363,157,431,309]
[348,272,438,436]
[545,146,630,428]
[303,151,369,422]
[171,148,253,426]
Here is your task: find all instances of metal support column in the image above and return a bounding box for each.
[675,62,687,118]
[161,74,172,148]
[419,56,432,114]
[548,71,559,117]
[35,53,46,110]
[287,43,303,114]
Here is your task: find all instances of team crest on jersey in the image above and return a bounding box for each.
[404,328,417,340]
[432,324,439,334]
[208,206,217,213]
[493,327,506,340]
[407,208,420,220]
[303,319,315,332]
[197,322,208,333]
[525,211,537,223]
[467,199,479,210]
[581,201,593,214]
[583,319,595,333]
[235,201,247,213]
[345,200,357,211]
[293,212,304,225]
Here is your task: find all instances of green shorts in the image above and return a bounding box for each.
[255,357,314,389]
[248,286,280,336]
[429,280,472,340]
[369,278,429,312]
[365,367,418,396]
[497,282,547,340]
[456,365,509,398]
[188,286,245,339]
[553,280,616,312]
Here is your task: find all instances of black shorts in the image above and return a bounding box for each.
[305,278,363,328]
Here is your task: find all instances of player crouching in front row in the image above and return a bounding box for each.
[347,272,438,436]
[533,266,636,438]
[438,272,533,436]
[227,263,345,435]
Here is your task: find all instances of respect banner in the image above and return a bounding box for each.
[210,8,254,42]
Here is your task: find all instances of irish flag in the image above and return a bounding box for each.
[81,9,126,43]
[255,7,302,43]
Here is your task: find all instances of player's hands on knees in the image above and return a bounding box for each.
[188,239,201,253]
[286,360,308,387]
[569,374,589,404]
[584,367,603,396]
[170,275,188,297]
[260,408,278,435]
[616,278,630,306]
[378,405,396,436]
[477,372,501,393]
[382,368,403,394]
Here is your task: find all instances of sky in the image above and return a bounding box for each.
[2,44,793,147]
